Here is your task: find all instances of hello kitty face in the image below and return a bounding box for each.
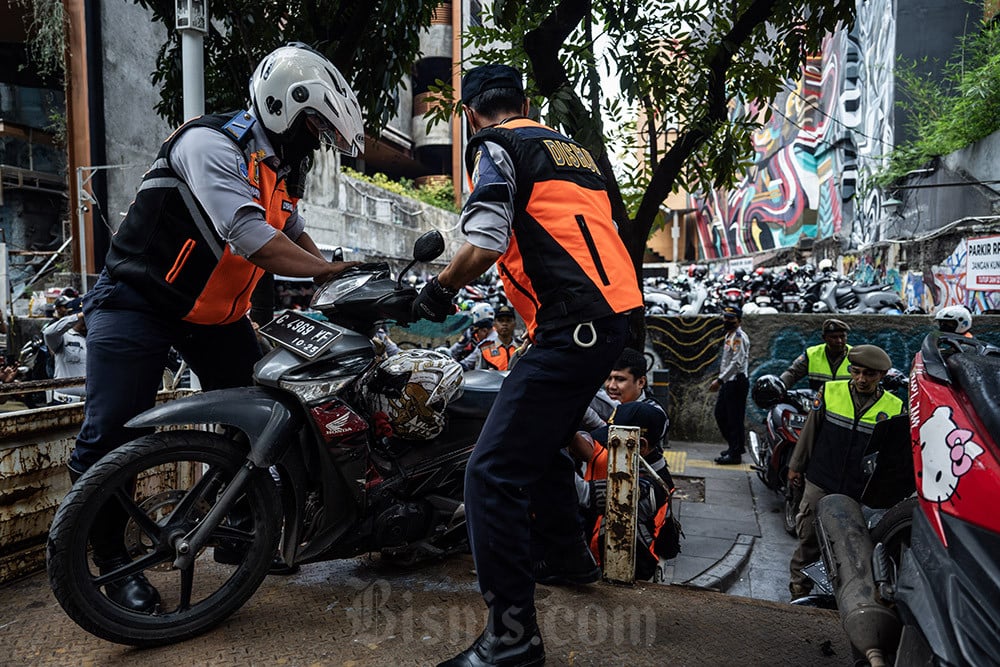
[918,406,984,504]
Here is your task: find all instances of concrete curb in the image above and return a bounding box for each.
[682,534,755,591]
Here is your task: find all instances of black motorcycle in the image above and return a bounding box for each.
[746,375,815,535]
[47,231,500,646]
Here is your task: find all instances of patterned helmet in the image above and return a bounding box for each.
[363,350,464,440]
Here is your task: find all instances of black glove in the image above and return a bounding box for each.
[412,276,457,323]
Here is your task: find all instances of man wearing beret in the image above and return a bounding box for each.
[412,64,643,667]
[786,344,904,599]
[711,306,751,465]
[780,318,852,391]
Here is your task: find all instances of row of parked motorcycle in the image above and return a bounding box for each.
[644,261,914,317]
[747,334,999,665]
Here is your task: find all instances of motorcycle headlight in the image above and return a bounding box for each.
[311,273,374,309]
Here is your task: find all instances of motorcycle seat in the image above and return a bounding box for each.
[448,369,504,419]
[853,284,889,293]
[946,351,1000,445]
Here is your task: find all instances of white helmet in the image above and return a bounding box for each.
[935,305,973,334]
[470,302,495,325]
[818,258,834,272]
[249,43,365,156]
[363,350,464,440]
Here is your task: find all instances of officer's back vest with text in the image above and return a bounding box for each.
[465,119,642,336]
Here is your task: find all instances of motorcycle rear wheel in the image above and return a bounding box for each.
[47,431,280,646]
[870,496,918,566]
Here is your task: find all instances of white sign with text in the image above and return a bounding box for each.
[966,235,1000,291]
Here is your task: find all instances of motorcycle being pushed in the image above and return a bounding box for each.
[746,375,815,535]
[815,332,1000,666]
[46,231,502,646]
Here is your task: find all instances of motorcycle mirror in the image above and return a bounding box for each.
[397,230,446,289]
[331,247,344,262]
[413,230,445,263]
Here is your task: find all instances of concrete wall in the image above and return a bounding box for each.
[99,0,172,233]
[302,150,463,268]
[649,313,1000,443]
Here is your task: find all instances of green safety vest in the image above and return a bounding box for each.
[805,343,852,390]
[806,380,904,498]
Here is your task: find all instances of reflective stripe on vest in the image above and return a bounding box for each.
[806,343,852,388]
[465,119,642,337]
[806,380,904,497]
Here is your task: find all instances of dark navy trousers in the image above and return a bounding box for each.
[463,314,628,631]
[715,374,749,456]
[70,272,262,473]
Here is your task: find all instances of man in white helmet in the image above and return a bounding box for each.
[68,43,363,613]
[934,304,974,338]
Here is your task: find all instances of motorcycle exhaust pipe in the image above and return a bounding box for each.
[815,494,901,667]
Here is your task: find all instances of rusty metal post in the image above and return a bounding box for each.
[602,424,639,585]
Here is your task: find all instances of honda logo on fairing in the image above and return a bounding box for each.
[325,413,353,436]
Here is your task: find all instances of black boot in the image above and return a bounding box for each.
[438,618,544,667]
[92,554,161,613]
[75,466,161,613]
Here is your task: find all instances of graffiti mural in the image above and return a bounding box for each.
[930,239,1000,313]
[685,0,897,260]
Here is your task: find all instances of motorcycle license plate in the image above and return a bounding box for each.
[260,310,342,359]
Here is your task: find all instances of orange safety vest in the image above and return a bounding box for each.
[583,440,670,564]
[465,119,642,338]
[106,111,298,325]
[478,340,517,371]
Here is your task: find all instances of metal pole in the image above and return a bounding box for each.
[76,167,89,292]
[603,424,639,585]
[671,210,680,263]
[181,30,205,120]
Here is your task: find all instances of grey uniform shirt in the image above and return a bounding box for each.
[460,141,516,253]
[170,109,305,258]
[718,326,750,383]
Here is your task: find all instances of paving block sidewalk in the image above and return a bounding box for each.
[659,440,761,591]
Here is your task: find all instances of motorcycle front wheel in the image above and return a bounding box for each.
[47,431,280,646]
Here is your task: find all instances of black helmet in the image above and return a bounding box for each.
[751,374,786,409]
[882,368,908,392]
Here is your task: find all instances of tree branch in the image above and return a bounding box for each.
[632,0,779,248]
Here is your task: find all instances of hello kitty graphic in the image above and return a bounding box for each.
[918,406,984,503]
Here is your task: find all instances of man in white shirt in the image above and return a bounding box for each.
[41,309,87,403]
[710,306,751,464]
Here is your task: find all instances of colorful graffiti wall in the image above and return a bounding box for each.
[688,0,896,260]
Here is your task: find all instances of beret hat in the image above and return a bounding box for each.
[823,318,850,334]
[848,344,892,372]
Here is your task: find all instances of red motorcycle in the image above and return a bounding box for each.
[747,375,815,535]
[816,332,1000,666]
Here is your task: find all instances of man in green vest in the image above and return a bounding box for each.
[785,344,903,599]
[780,318,852,390]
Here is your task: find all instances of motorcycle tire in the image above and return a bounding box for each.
[783,494,799,537]
[870,496,918,567]
[47,431,281,646]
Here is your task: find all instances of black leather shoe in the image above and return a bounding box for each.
[437,625,545,667]
[714,453,742,465]
[98,557,161,613]
[534,544,600,586]
[213,547,300,575]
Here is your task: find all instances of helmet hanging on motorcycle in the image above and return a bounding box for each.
[362,350,464,440]
[934,304,973,334]
[249,43,365,157]
[751,374,786,409]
